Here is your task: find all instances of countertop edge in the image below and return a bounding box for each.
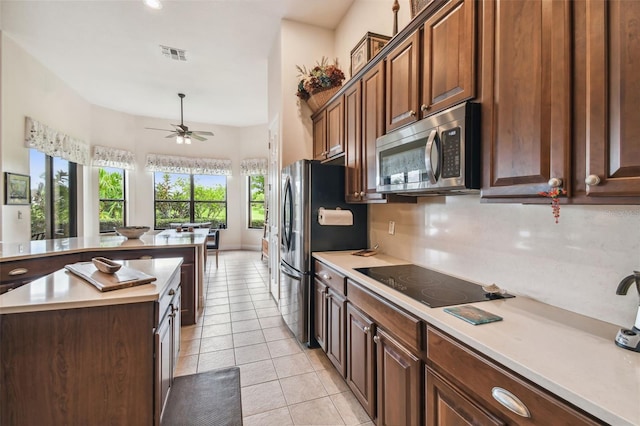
[313,251,638,426]
[0,258,183,314]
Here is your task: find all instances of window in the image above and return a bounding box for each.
[29,148,78,239]
[154,172,227,229]
[98,167,126,232]
[248,175,265,229]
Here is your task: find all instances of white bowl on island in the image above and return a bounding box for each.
[115,226,150,239]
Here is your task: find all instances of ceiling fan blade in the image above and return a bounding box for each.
[192,131,214,136]
[145,127,174,132]
[190,133,207,142]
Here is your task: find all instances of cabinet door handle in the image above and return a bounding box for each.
[491,387,531,418]
[420,104,429,112]
[373,335,380,344]
[8,268,28,276]
[363,326,370,334]
[585,174,601,186]
[168,289,176,296]
[353,192,359,197]
[547,177,563,188]
[409,110,416,116]
[359,191,365,197]
[321,273,331,280]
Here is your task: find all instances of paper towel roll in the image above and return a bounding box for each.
[318,207,353,226]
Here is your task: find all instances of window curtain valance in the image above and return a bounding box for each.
[240,158,268,176]
[24,116,90,165]
[92,146,136,170]
[145,154,232,176]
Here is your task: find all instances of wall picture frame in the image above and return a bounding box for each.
[4,172,31,205]
[350,32,391,77]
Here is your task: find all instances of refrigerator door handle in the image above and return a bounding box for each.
[282,176,293,251]
[280,266,302,281]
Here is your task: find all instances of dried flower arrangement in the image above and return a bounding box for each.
[295,57,345,104]
[538,187,567,223]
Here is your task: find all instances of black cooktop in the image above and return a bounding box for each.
[355,264,514,308]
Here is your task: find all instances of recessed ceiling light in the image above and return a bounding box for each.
[144,0,162,10]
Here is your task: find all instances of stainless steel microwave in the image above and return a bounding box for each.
[376,102,481,195]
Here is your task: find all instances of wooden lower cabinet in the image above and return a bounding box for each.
[326,289,346,376]
[426,367,505,426]
[314,278,328,350]
[1,303,156,425]
[346,303,376,418]
[376,328,422,426]
[426,327,602,425]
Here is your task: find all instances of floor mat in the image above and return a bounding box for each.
[161,367,242,426]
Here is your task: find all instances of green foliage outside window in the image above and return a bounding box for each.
[249,175,265,229]
[154,172,227,229]
[99,168,125,232]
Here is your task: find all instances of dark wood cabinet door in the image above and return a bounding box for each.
[346,303,376,418]
[313,111,327,161]
[326,97,345,159]
[156,309,173,423]
[345,81,363,202]
[581,0,640,198]
[426,367,505,426]
[326,289,346,377]
[313,278,328,350]
[386,31,420,132]
[376,328,421,426]
[421,0,476,117]
[361,62,387,202]
[481,0,571,199]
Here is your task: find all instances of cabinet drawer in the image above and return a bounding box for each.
[314,260,346,296]
[347,278,423,354]
[1,253,82,286]
[427,327,602,425]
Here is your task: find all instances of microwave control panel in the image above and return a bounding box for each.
[441,127,461,179]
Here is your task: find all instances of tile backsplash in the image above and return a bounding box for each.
[369,196,640,328]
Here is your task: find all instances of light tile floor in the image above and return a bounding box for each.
[175,250,374,426]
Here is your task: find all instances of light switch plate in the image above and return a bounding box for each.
[388,221,395,235]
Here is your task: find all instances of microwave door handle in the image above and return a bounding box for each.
[424,129,438,184]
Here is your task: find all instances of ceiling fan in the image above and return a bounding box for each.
[145,93,214,144]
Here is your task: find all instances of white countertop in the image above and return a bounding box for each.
[314,251,640,426]
[0,258,182,314]
[0,231,208,262]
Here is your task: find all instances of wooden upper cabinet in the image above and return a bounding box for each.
[345,82,363,202]
[326,97,345,159]
[421,0,476,117]
[313,111,327,161]
[481,0,572,199]
[361,63,388,202]
[385,31,420,132]
[581,0,640,198]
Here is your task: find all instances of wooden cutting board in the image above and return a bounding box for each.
[65,262,157,292]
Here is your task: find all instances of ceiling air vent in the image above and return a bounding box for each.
[160,45,187,61]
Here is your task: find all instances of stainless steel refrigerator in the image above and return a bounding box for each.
[279,159,367,346]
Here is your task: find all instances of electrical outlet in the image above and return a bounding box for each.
[388,221,395,235]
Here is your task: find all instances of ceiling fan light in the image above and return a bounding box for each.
[185,136,192,145]
[144,0,162,9]
[176,135,184,144]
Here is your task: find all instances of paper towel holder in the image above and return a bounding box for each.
[318,207,353,226]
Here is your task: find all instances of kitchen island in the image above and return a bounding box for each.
[0,231,208,324]
[313,251,639,426]
[0,258,183,425]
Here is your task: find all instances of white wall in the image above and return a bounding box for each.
[1,33,269,250]
[279,19,334,167]
[1,34,90,242]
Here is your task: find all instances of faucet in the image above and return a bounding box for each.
[617,271,640,296]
